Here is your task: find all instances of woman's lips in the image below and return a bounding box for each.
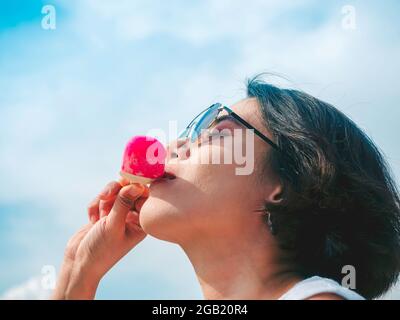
[150,171,176,188]
[151,171,176,184]
[162,171,176,180]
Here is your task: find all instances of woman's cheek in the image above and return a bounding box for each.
[195,139,234,165]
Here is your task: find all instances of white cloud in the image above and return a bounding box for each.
[68,0,304,45]
[0,276,52,300]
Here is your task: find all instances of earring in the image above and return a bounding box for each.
[266,211,276,235]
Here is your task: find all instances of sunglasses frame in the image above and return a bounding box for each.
[181,103,281,151]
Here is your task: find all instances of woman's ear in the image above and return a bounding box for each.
[265,183,283,204]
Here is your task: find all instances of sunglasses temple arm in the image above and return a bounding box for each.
[229,112,281,151]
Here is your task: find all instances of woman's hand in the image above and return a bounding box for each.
[52,179,149,299]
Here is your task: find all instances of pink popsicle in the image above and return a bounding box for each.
[120,135,167,185]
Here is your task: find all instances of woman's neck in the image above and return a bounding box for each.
[180,231,302,300]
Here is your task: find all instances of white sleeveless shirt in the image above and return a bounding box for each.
[278,276,365,300]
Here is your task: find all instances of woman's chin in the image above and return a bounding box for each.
[139,197,182,243]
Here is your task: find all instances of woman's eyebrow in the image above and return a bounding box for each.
[214,114,240,126]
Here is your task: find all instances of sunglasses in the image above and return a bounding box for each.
[178,103,282,152]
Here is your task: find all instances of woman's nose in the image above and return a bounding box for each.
[167,138,191,160]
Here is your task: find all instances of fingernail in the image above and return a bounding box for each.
[128,184,144,197]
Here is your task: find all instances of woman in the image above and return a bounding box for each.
[53,76,400,300]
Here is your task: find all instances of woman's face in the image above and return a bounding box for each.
[140,98,280,243]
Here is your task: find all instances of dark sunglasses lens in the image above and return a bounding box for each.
[178,104,222,142]
[191,106,220,142]
[178,127,189,140]
[178,111,206,142]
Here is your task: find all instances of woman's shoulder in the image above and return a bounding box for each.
[278,276,366,300]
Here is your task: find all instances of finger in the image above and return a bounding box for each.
[98,181,122,219]
[88,181,122,223]
[119,177,131,187]
[108,184,145,230]
[125,211,147,242]
[134,187,149,212]
[99,195,117,218]
[99,181,122,201]
[99,184,146,218]
[125,210,140,226]
[87,197,101,224]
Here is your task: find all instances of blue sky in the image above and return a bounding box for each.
[1,0,400,299]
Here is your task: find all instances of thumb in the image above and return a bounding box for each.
[108,183,145,230]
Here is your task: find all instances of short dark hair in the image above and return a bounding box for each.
[247,75,400,299]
